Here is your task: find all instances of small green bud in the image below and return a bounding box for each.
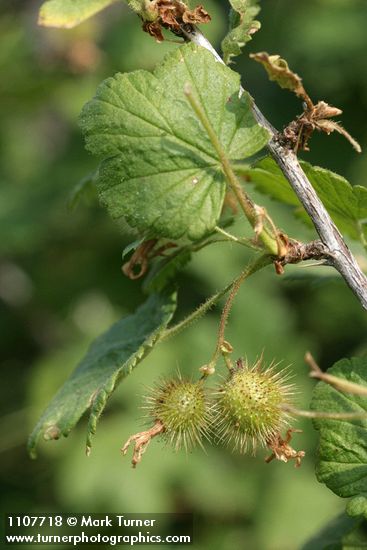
[214,357,295,454]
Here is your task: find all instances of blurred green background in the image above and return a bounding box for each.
[1,0,367,548]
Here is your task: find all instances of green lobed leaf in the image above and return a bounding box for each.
[80,43,269,241]
[311,357,367,500]
[28,291,177,457]
[38,0,118,29]
[221,0,261,65]
[248,156,367,242]
[302,513,367,550]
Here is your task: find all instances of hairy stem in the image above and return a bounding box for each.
[305,352,367,397]
[210,254,272,366]
[283,405,367,420]
[180,25,367,310]
[214,226,260,250]
[159,278,236,342]
[160,254,270,346]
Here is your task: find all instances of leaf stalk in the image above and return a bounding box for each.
[184,84,280,256]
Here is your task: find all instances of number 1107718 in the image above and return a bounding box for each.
[8,516,63,528]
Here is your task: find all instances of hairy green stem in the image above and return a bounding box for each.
[283,405,367,420]
[159,278,235,343]
[184,85,279,256]
[305,352,367,397]
[214,226,260,250]
[209,254,272,367]
[160,254,270,344]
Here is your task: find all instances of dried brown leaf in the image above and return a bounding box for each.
[312,101,342,119]
[280,99,361,154]
[142,0,211,41]
[316,120,362,153]
[182,5,211,24]
[143,20,164,42]
[250,52,312,107]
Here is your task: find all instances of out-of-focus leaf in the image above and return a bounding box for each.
[68,171,98,210]
[311,357,367,499]
[80,44,269,241]
[28,290,177,457]
[248,156,367,242]
[347,495,367,520]
[38,0,118,29]
[302,513,367,550]
[143,248,192,293]
[221,0,261,65]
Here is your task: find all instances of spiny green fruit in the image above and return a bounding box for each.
[144,376,212,452]
[215,357,295,454]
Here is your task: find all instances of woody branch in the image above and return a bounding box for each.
[180,25,367,311]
